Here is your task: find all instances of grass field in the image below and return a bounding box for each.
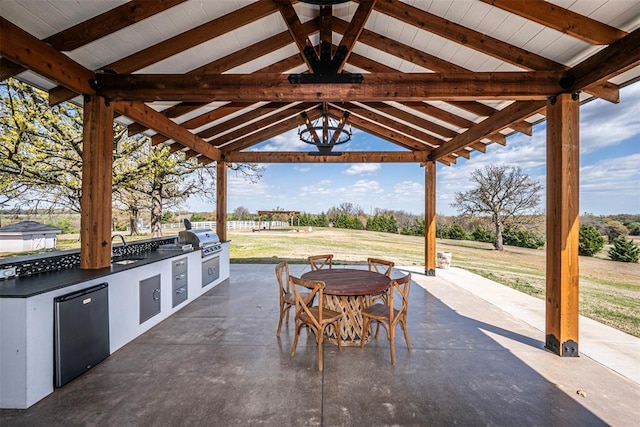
[4,227,639,337]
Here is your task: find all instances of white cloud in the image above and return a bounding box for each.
[349,179,383,194]
[580,153,640,195]
[580,83,640,153]
[343,163,381,175]
[294,166,310,172]
[394,180,423,197]
[227,173,269,197]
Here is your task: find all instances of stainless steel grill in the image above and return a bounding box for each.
[178,228,222,257]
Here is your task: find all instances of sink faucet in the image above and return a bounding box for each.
[111,234,128,246]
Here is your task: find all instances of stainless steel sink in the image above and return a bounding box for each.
[112,258,145,265]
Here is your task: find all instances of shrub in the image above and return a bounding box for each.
[608,237,640,263]
[448,223,467,240]
[471,226,493,243]
[502,226,545,249]
[578,223,606,256]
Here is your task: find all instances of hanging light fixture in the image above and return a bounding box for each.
[299,103,351,155]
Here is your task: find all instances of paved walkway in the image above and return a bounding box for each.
[403,266,640,385]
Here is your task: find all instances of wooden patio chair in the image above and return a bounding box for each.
[367,257,394,276]
[308,254,333,270]
[368,257,394,305]
[360,273,412,365]
[290,275,342,371]
[275,261,297,336]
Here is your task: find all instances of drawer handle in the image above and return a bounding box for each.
[175,288,186,294]
[152,289,160,300]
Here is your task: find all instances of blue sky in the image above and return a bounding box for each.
[189,83,640,216]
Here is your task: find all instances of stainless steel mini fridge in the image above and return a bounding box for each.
[54,283,110,387]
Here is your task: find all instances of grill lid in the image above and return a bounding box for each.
[178,229,220,248]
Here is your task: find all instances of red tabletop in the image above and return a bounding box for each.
[301,268,390,296]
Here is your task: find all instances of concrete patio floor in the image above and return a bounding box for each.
[1,264,638,426]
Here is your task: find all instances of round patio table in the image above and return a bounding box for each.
[301,268,390,346]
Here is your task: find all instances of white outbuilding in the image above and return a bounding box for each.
[0,221,62,252]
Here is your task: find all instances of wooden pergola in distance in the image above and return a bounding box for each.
[256,210,301,232]
[2,0,640,357]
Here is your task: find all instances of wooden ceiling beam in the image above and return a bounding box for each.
[564,28,640,93]
[221,110,322,155]
[368,0,617,102]
[332,105,439,150]
[360,101,459,138]
[113,101,220,161]
[94,71,563,102]
[225,151,430,163]
[335,18,468,74]
[432,101,545,160]
[276,0,315,72]
[480,0,626,45]
[371,0,559,71]
[335,0,377,72]
[0,17,95,96]
[48,0,279,105]
[207,103,316,148]
[0,0,186,80]
[399,101,475,130]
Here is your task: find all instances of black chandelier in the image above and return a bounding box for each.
[299,104,351,155]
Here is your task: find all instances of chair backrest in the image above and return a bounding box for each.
[290,275,326,327]
[275,261,290,298]
[367,257,394,276]
[388,273,411,320]
[308,254,333,270]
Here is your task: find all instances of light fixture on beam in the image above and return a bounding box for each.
[299,104,351,155]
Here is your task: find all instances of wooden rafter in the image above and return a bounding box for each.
[480,0,627,45]
[0,17,96,96]
[113,102,221,161]
[335,0,377,72]
[332,105,439,150]
[0,0,187,81]
[368,0,618,102]
[276,0,316,72]
[48,0,279,105]
[432,101,546,161]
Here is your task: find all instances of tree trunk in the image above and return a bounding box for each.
[129,206,140,236]
[151,185,162,237]
[494,220,504,251]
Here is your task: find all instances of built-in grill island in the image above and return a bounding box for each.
[178,221,223,287]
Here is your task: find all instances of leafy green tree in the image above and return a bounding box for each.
[578,223,606,257]
[452,165,542,251]
[628,222,640,236]
[608,237,640,263]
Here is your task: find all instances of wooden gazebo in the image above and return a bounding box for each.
[2,0,639,357]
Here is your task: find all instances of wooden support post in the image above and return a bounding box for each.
[216,161,227,242]
[80,96,114,269]
[425,161,437,275]
[545,93,580,357]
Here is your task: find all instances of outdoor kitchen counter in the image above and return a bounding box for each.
[0,247,196,298]
[1,240,231,409]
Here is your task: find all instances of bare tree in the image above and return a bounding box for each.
[452,165,542,251]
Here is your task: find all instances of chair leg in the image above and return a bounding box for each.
[336,319,342,352]
[360,318,370,349]
[401,317,411,350]
[317,330,324,371]
[276,306,286,336]
[389,326,396,365]
[291,322,302,357]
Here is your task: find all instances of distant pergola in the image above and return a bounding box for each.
[256,210,301,232]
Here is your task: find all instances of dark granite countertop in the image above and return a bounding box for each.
[0,249,194,298]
